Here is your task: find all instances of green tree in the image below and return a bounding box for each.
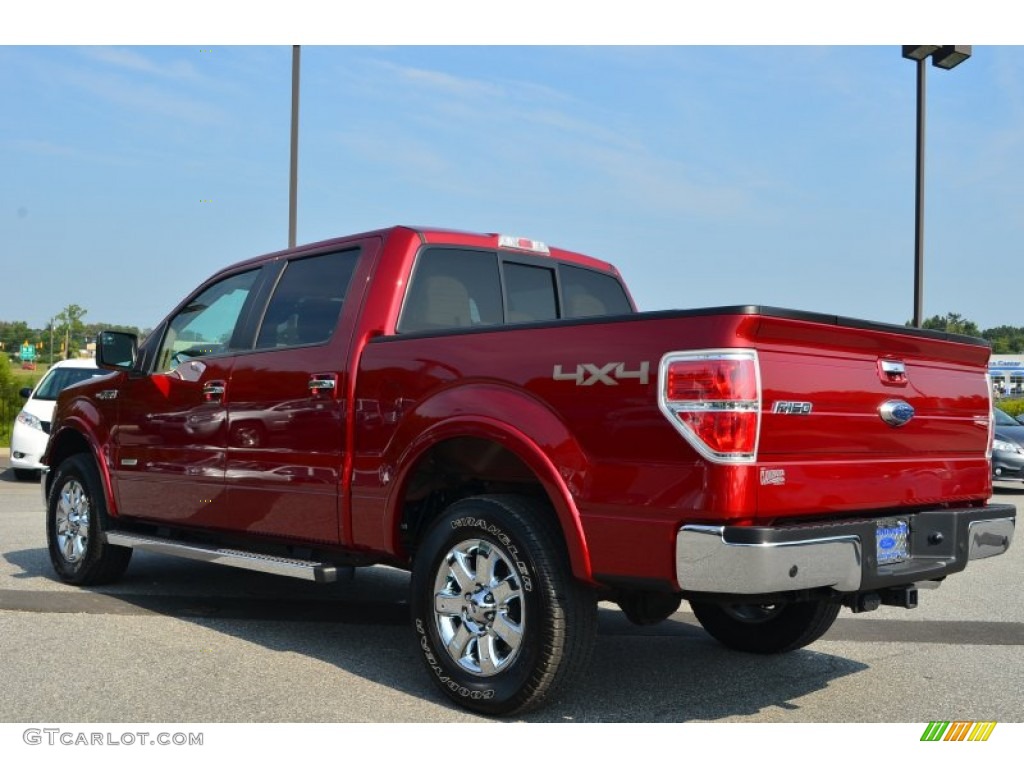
[83,322,144,342]
[982,326,1024,354]
[0,355,31,446]
[918,312,981,337]
[0,320,39,362]
[55,304,88,359]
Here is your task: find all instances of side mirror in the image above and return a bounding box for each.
[97,330,138,371]
[19,387,32,399]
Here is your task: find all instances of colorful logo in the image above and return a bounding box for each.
[921,722,997,741]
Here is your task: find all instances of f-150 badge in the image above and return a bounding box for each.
[553,362,650,386]
[772,401,813,414]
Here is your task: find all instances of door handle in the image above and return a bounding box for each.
[203,380,227,402]
[309,374,338,397]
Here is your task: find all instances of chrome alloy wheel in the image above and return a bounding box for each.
[432,538,525,677]
[55,478,91,564]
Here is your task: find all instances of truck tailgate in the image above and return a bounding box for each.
[749,313,992,518]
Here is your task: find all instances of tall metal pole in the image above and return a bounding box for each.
[912,58,926,328]
[903,45,971,328]
[289,45,300,249]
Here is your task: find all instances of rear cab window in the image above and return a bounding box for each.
[397,246,632,334]
[561,264,632,318]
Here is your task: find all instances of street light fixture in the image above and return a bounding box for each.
[902,45,971,328]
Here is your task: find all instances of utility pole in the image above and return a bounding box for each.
[901,45,972,327]
[289,45,300,249]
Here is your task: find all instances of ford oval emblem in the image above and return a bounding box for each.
[879,399,915,427]
[879,536,896,551]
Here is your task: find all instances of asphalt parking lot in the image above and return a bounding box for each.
[1,456,1021,723]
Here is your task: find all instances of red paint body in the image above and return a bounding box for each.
[46,226,995,591]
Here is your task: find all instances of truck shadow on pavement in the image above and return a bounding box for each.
[991,482,1024,495]
[3,545,867,722]
[0,468,37,484]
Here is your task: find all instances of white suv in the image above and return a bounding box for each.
[9,359,106,481]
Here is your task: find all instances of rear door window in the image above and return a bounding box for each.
[255,249,360,349]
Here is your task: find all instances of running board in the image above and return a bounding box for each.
[105,532,341,583]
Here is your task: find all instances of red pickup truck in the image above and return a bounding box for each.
[43,225,1015,715]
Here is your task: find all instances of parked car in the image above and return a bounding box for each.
[9,359,106,481]
[992,407,1024,481]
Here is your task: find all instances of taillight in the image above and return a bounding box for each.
[658,350,761,463]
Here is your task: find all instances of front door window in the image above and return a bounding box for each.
[157,270,260,373]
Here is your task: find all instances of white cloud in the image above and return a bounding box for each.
[60,66,226,125]
[79,46,202,81]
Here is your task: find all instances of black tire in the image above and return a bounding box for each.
[690,598,840,654]
[411,494,597,716]
[46,453,132,585]
[13,468,40,482]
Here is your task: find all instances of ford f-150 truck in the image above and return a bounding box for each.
[43,225,1015,715]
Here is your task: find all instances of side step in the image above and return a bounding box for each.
[105,532,341,583]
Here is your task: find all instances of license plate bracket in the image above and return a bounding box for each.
[876,519,909,565]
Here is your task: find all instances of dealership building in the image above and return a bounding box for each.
[989,355,1024,397]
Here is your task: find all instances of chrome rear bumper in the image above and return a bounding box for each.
[675,505,1015,595]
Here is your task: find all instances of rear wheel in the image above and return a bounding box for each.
[411,494,596,716]
[690,598,840,654]
[46,454,132,585]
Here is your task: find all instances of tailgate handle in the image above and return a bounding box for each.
[878,359,907,386]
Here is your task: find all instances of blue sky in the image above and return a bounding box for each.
[2,32,1023,332]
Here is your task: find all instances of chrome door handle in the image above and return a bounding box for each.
[203,381,226,402]
[309,375,337,396]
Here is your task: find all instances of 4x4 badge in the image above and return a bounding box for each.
[553,362,650,386]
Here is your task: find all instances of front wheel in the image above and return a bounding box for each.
[46,453,132,585]
[411,494,596,716]
[690,598,840,654]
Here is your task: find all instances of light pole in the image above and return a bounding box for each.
[902,45,971,328]
[289,45,300,249]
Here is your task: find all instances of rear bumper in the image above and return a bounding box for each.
[675,504,1015,595]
